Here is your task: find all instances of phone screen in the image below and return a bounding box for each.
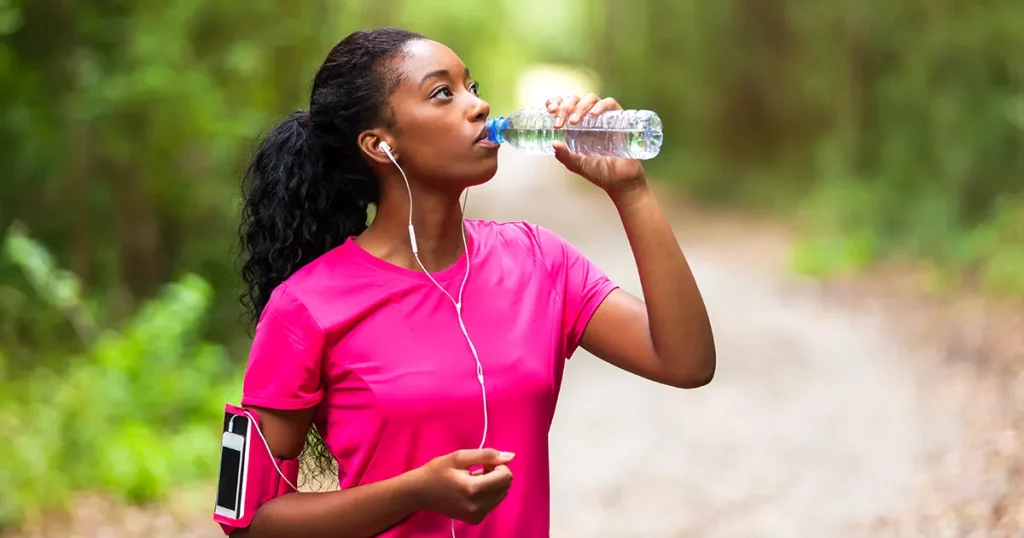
[216,444,243,512]
[216,413,249,516]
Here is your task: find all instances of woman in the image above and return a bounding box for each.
[231,27,715,538]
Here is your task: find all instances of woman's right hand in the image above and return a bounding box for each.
[410,448,515,524]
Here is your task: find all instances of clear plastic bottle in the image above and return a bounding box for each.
[484,108,663,160]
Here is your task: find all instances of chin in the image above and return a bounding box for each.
[433,150,499,189]
[461,158,499,187]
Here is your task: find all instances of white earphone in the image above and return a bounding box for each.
[378,139,489,538]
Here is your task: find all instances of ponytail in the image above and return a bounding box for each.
[238,110,373,328]
[236,26,426,487]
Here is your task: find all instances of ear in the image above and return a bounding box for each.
[357,130,395,165]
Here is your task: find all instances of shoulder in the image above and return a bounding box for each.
[261,241,365,329]
[466,218,571,259]
[258,282,322,335]
[465,219,590,286]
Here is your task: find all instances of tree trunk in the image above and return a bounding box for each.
[111,154,164,307]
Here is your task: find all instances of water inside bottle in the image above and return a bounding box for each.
[502,127,662,159]
[486,110,664,160]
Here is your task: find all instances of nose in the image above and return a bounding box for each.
[469,94,490,122]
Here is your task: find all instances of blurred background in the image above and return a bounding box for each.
[2,0,1023,536]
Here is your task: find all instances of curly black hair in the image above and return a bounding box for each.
[238,27,425,486]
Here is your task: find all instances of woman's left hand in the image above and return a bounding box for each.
[545,94,647,198]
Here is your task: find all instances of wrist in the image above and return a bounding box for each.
[397,467,430,512]
[607,175,653,210]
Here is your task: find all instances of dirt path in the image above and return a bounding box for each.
[474,150,977,537]
[7,149,990,537]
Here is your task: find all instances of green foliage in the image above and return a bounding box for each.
[962,197,1024,296]
[594,0,1024,295]
[4,222,98,346]
[0,227,238,526]
[0,0,598,527]
[2,0,1024,524]
[0,0,587,359]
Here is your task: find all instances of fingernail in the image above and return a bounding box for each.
[500,452,515,460]
[570,114,579,122]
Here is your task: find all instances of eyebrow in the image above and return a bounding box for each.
[420,66,471,87]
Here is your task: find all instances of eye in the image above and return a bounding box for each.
[469,82,480,95]
[431,86,453,100]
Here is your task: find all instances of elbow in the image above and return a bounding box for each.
[663,344,716,389]
[670,362,715,389]
[644,322,717,388]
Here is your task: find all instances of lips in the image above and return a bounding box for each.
[474,124,500,149]
[474,125,489,144]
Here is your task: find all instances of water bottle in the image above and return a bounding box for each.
[484,108,663,160]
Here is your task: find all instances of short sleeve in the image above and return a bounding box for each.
[533,225,619,359]
[240,284,325,410]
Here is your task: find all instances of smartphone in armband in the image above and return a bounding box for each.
[213,404,300,535]
[215,410,251,520]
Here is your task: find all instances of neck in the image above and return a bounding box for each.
[359,179,468,273]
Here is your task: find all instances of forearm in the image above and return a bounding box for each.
[236,470,422,538]
[610,178,715,383]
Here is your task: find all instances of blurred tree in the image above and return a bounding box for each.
[2,0,1023,366]
[1,0,345,358]
[592,0,1024,288]
[1,0,1023,524]
[0,0,584,362]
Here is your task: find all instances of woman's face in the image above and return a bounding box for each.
[383,39,500,188]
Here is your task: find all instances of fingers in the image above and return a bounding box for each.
[473,487,510,519]
[546,94,622,128]
[466,464,513,495]
[569,93,601,124]
[552,142,583,175]
[455,464,513,525]
[549,95,579,128]
[452,448,515,468]
[456,485,511,525]
[468,463,502,476]
[589,97,622,116]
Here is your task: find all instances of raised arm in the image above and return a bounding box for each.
[548,93,716,389]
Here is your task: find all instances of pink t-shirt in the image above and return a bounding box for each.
[239,219,618,537]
